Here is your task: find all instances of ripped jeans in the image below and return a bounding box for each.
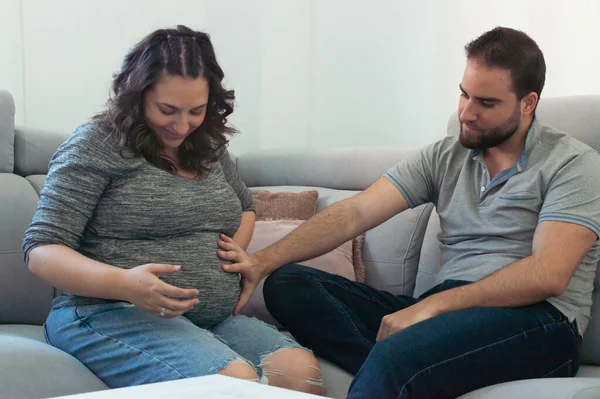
[44,301,316,388]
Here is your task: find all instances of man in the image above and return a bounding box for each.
[218,27,600,398]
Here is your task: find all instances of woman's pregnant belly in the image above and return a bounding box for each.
[86,232,241,329]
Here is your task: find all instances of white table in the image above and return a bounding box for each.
[51,375,328,399]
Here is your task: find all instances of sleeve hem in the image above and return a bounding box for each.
[538,213,600,239]
[383,172,417,208]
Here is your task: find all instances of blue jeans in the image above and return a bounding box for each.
[263,264,581,399]
[44,301,304,388]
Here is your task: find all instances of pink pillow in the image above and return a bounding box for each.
[249,188,365,281]
[240,219,362,328]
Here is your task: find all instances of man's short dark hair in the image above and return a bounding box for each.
[465,27,546,100]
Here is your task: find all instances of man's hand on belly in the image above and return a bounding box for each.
[217,234,266,315]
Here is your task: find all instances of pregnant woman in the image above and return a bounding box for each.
[23,25,322,395]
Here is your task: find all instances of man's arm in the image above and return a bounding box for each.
[242,140,442,271]
[377,220,597,340]
[219,142,441,314]
[251,177,410,274]
[218,177,410,314]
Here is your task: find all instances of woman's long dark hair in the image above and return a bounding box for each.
[96,25,236,176]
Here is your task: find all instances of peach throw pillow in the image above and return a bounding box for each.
[248,188,365,281]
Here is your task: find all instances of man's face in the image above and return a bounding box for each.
[458,59,522,149]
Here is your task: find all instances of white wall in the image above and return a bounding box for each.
[0,0,24,124]
[1,0,599,154]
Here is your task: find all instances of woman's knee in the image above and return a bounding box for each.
[217,359,259,381]
[261,348,324,395]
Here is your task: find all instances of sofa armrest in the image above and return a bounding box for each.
[14,126,69,177]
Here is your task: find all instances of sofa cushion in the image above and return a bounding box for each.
[364,202,432,295]
[278,331,352,399]
[0,174,54,324]
[25,175,47,195]
[0,90,15,173]
[414,208,442,297]
[582,273,600,365]
[574,386,600,399]
[458,377,600,399]
[577,365,600,378]
[250,189,318,221]
[0,326,108,398]
[535,95,600,153]
[0,324,45,342]
[317,357,353,399]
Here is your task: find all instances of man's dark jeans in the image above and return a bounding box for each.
[264,264,581,399]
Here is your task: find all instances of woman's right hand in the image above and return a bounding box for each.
[122,263,199,318]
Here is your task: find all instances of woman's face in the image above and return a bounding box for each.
[144,73,209,158]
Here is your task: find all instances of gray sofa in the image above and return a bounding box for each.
[1,89,600,399]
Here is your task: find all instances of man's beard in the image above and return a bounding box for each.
[459,107,521,149]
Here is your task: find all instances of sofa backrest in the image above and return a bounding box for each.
[0,91,56,324]
[0,90,15,173]
[416,95,600,364]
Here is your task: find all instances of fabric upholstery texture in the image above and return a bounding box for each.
[250,188,318,221]
[0,90,15,173]
[14,126,69,177]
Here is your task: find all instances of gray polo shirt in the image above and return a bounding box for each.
[384,119,600,335]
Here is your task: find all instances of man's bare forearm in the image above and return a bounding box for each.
[255,199,360,273]
[424,254,564,315]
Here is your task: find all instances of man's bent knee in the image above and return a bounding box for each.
[264,264,306,289]
[264,264,312,314]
